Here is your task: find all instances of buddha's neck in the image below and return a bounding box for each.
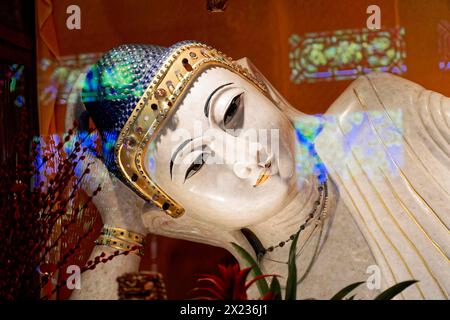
[245,173,328,273]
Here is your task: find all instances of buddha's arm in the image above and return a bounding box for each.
[69,198,146,300]
[70,155,147,300]
[69,247,141,299]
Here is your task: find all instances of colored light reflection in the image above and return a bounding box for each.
[293,109,403,185]
[438,20,449,71]
[289,27,407,83]
[38,53,103,106]
[0,64,26,105]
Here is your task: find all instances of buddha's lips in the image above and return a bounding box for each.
[254,161,272,187]
[254,170,270,187]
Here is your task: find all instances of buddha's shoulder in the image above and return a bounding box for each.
[325,72,426,115]
[323,73,450,148]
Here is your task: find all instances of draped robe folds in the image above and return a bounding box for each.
[315,72,450,299]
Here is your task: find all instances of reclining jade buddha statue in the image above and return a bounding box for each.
[71,41,449,300]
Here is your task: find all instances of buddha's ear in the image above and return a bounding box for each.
[235,57,304,120]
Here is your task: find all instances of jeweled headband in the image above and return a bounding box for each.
[82,41,268,218]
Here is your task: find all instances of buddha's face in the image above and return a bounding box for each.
[144,67,297,229]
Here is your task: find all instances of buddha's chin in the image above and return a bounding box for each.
[255,177,298,212]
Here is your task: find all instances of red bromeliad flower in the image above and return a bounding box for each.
[192,263,277,300]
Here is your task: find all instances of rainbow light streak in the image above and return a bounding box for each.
[294,115,327,188]
[293,109,403,183]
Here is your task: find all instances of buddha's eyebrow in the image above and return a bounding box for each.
[204,82,233,118]
[170,138,193,179]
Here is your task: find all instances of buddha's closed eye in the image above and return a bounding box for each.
[185,151,209,181]
[204,82,245,130]
[223,92,244,127]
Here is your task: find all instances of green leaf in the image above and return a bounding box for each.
[330,281,365,300]
[231,242,269,297]
[245,274,278,291]
[374,280,418,300]
[269,276,282,300]
[285,231,300,300]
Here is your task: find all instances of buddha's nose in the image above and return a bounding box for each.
[231,138,273,182]
[206,128,275,182]
[232,146,275,187]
